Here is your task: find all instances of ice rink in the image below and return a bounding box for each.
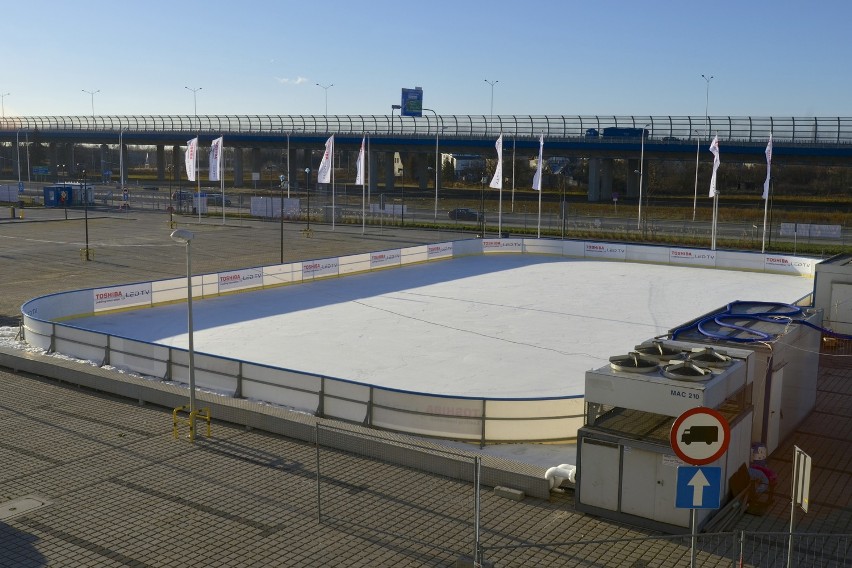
[67,255,814,399]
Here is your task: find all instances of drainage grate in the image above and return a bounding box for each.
[0,495,52,520]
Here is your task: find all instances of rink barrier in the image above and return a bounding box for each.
[19,237,817,444]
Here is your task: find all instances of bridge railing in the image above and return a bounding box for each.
[2,114,851,144]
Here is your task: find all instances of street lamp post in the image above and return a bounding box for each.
[81,89,99,119]
[423,108,441,220]
[315,83,334,116]
[82,169,91,260]
[637,123,650,231]
[184,86,202,117]
[693,74,713,221]
[0,92,9,119]
[170,228,197,430]
[391,104,401,134]
[484,79,498,135]
[304,167,311,232]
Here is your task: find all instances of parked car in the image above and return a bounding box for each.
[207,194,232,206]
[171,190,194,202]
[448,207,482,221]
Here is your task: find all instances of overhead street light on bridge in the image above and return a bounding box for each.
[81,89,99,119]
[0,92,9,119]
[185,86,202,117]
[484,79,498,135]
[316,83,334,116]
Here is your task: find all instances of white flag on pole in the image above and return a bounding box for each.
[708,135,720,197]
[317,135,334,184]
[762,133,773,199]
[185,137,198,182]
[489,134,503,189]
[355,136,366,185]
[209,136,223,181]
[532,134,544,191]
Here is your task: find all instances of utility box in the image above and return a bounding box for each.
[44,186,73,207]
[576,343,755,533]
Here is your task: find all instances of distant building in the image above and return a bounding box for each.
[442,153,485,181]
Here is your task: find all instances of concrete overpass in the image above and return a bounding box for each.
[2,114,851,200]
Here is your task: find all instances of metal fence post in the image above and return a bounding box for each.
[315,422,322,523]
[474,455,481,566]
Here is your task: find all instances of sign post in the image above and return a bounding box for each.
[671,407,731,568]
[787,446,812,568]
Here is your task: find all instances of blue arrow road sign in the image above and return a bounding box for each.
[676,466,722,509]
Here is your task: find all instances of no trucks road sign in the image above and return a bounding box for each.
[670,407,731,466]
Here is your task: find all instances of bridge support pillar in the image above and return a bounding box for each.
[99,144,109,180]
[233,148,244,187]
[626,158,639,198]
[283,146,296,191]
[588,158,615,202]
[368,150,379,202]
[251,147,262,187]
[409,153,427,190]
[171,145,180,187]
[384,151,395,191]
[156,145,165,183]
[49,142,58,181]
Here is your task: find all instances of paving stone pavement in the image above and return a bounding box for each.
[0,207,849,566]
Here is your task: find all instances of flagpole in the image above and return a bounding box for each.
[761,187,769,253]
[511,136,516,213]
[221,136,225,225]
[711,192,718,250]
[196,136,201,224]
[761,133,772,254]
[498,136,503,237]
[331,138,336,231]
[537,182,542,239]
[361,135,366,235]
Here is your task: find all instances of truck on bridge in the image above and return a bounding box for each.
[586,127,649,139]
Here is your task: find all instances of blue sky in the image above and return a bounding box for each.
[3,0,850,118]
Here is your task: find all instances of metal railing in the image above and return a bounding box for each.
[2,114,852,143]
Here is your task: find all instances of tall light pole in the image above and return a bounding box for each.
[304,167,311,232]
[423,108,441,220]
[185,86,202,117]
[637,124,650,231]
[0,92,9,119]
[391,104,401,134]
[316,83,333,115]
[170,228,197,430]
[484,79,498,135]
[693,74,713,221]
[81,89,99,119]
[82,169,91,260]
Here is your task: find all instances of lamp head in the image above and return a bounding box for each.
[170,228,195,244]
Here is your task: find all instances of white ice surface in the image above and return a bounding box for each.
[67,255,813,399]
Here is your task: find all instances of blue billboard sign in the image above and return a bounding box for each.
[400,87,423,117]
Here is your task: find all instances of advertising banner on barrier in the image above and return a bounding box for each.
[370,250,401,269]
[93,282,152,312]
[483,239,523,253]
[218,268,264,292]
[669,248,717,267]
[584,242,627,260]
[302,258,339,279]
[763,254,817,276]
[427,242,453,259]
